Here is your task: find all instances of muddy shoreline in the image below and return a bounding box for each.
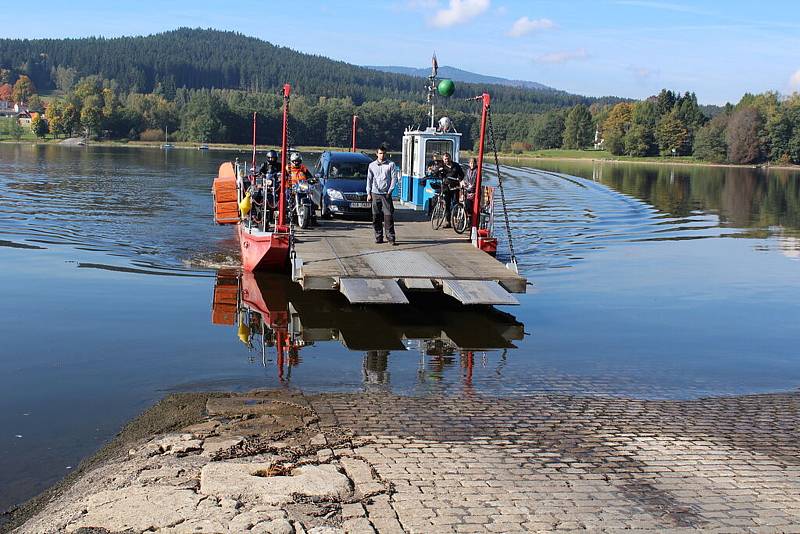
[2,390,395,534]
[1,392,221,533]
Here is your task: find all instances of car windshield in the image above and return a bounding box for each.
[329,162,369,179]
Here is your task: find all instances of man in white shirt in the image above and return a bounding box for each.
[366,144,398,245]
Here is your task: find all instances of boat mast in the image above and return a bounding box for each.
[472,93,490,241]
[427,53,438,128]
[278,84,291,227]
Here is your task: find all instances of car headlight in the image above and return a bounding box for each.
[327,189,344,200]
[264,179,273,186]
[297,182,309,192]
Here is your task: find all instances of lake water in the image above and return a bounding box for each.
[1,145,800,511]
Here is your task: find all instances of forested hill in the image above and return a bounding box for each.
[0,28,618,113]
[366,65,553,91]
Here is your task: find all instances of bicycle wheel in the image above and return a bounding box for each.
[452,203,468,234]
[431,198,446,230]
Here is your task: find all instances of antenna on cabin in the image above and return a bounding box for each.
[426,53,439,128]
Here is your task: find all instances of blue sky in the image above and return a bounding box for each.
[9,1,800,104]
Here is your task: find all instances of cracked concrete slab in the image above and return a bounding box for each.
[65,486,232,533]
[200,462,352,505]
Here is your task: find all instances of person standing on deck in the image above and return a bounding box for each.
[366,144,398,245]
[440,152,464,228]
[462,157,478,201]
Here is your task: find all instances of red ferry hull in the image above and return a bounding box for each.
[238,225,290,272]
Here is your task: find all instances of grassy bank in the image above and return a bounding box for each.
[490,148,800,171]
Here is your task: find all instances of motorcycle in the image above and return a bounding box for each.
[288,177,316,229]
[246,171,281,230]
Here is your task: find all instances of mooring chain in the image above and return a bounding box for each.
[485,106,518,267]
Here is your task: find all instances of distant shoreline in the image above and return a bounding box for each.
[494,154,800,172]
[3,139,799,172]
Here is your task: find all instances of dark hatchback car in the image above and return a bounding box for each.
[313,151,373,218]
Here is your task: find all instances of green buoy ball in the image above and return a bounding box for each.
[437,79,455,97]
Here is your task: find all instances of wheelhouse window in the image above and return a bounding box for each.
[424,139,454,168]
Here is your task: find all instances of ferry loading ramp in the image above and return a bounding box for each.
[290,207,526,305]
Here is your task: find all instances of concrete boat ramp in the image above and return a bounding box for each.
[290,207,526,305]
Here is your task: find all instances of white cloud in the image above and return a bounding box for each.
[534,48,588,64]
[429,0,490,28]
[508,17,555,37]
[391,0,438,12]
[630,66,653,79]
[613,1,708,15]
[406,0,439,9]
[791,69,800,91]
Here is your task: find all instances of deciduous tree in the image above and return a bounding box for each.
[602,103,633,155]
[624,124,654,157]
[31,114,49,138]
[80,94,103,137]
[12,75,36,103]
[693,115,728,163]
[45,99,65,137]
[726,107,765,164]
[655,112,690,155]
[0,83,12,102]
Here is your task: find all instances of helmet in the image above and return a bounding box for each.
[266,150,278,160]
[290,152,302,163]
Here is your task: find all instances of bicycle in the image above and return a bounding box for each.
[429,177,462,230]
[450,186,472,234]
[429,179,447,230]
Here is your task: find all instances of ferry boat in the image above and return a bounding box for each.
[212,85,292,272]
[211,59,515,277]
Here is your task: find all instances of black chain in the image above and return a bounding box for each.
[485,105,517,267]
[286,120,295,150]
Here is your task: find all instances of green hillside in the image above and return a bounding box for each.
[0,28,619,115]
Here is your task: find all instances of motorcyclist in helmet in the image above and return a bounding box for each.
[258,150,281,176]
[288,152,313,184]
[286,152,317,224]
[249,150,282,226]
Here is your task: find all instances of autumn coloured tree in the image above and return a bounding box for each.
[655,112,690,155]
[31,114,49,138]
[12,75,36,103]
[602,102,634,155]
[0,83,12,102]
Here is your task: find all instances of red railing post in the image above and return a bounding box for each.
[472,93,490,241]
[251,111,257,173]
[278,84,291,227]
[351,115,358,152]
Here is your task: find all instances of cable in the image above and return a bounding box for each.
[486,106,518,269]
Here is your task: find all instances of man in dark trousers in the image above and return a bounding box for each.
[366,144,398,245]
[440,151,464,228]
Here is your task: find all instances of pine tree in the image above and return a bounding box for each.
[562,104,593,149]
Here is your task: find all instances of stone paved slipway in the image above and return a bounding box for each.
[312,391,800,533]
[9,390,800,533]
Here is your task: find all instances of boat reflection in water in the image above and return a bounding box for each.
[211,270,524,387]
